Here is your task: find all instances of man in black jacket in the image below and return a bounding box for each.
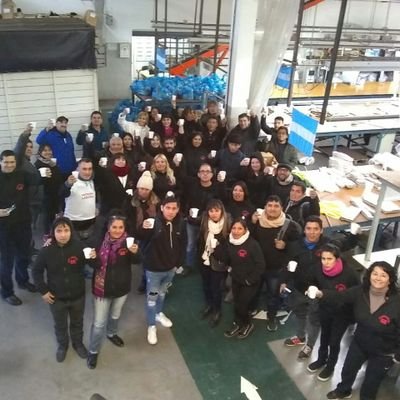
[0,150,39,306]
[138,194,186,345]
[33,217,91,362]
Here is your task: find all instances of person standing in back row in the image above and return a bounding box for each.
[36,116,77,179]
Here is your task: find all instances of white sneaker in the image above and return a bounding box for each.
[147,325,157,345]
[156,312,173,328]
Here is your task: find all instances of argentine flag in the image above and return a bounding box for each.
[275,65,292,89]
[289,108,318,157]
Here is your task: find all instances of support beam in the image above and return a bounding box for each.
[287,0,305,107]
[320,0,348,124]
[213,0,222,73]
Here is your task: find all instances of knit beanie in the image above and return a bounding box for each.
[136,170,153,190]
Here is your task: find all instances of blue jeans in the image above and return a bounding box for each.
[185,222,200,268]
[89,294,128,354]
[146,269,176,326]
[0,222,32,298]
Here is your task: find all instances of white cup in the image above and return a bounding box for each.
[178,118,185,126]
[148,131,154,139]
[51,157,57,165]
[172,95,177,101]
[39,167,49,177]
[220,113,225,120]
[126,189,133,196]
[146,106,152,112]
[157,113,162,120]
[287,261,298,272]
[126,237,135,248]
[28,121,37,129]
[83,247,92,259]
[218,171,226,181]
[124,107,130,114]
[145,218,155,228]
[175,153,183,162]
[113,133,120,138]
[257,208,264,215]
[72,171,79,179]
[307,285,319,299]
[190,208,199,218]
[350,222,361,235]
[210,150,216,158]
[102,141,108,148]
[139,161,146,169]
[87,133,94,142]
[99,157,108,167]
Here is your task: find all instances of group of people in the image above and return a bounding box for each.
[0,100,398,399]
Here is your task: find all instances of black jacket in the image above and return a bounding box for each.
[324,286,400,358]
[215,236,265,285]
[93,238,138,298]
[253,218,301,271]
[138,214,187,272]
[0,168,40,227]
[32,239,86,301]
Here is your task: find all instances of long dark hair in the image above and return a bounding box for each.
[362,261,398,296]
[199,199,230,239]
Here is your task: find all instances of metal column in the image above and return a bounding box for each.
[287,0,305,107]
[320,0,348,124]
[213,0,222,72]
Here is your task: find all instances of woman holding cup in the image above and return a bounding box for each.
[150,154,179,200]
[213,219,265,339]
[143,132,163,159]
[238,152,269,209]
[308,261,400,400]
[87,213,139,369]
[121,132,146,167]
[198,199,231,327]
[305,244,359,382]
[118,110,150,141]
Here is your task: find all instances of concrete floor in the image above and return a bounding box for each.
[0,272,202,400]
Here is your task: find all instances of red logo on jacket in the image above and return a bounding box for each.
[335,283,347,292]
[118,248,128,256]
[67,256,78,265]
[378,315,391,326]
[16,183,24,191]
[238,249,248,258]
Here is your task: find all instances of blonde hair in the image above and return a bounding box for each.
[150,154,176,185]
[136,111,149,124]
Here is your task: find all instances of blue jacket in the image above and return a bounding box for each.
[36,128,77,175]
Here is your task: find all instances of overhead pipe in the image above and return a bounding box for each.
[320,0,348,125]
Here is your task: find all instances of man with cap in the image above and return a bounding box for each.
[265,163,297,205]
[36,116,77,179]
[123,171,159,294]
[137,193,186,345]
